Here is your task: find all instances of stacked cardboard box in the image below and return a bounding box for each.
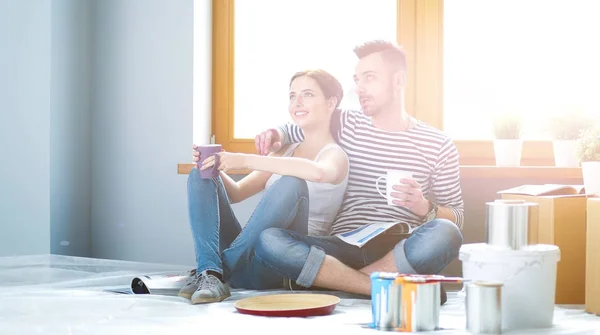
[586,198,600,315]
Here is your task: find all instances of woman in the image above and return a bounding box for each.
[181,69,349,304]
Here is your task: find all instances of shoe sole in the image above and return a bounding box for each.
[178,292,193,300]
[191,294,230,304]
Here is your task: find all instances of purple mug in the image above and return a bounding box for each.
[196,144,222,179]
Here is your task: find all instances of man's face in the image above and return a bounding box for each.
[353,52,401,116]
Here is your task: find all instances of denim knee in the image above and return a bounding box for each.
[271,176,308,197]
[253,228,309,280]
[395,219,464,274]
[188,167,218,191]
[254,228,288,266]
[428,219,463,254]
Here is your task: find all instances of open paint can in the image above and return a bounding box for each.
[395,276,440,332]
[371,273,463,332]
[370,272,402,330]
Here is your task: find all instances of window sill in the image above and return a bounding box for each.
[194,140,561,166]
[178,163,582,180]
[459,166,582,180]
[177,163,250,175]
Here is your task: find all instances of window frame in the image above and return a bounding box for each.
[211,0,556,166]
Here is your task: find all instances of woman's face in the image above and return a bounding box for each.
[288,75,333,129]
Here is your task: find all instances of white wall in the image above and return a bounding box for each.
[50,0,92,257]
[0,0,259,262]
[0,0,52,256]
[90,0,265,265]
[0,0,93,257]
[91,0,196,264]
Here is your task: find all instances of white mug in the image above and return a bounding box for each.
[376,170,413,206]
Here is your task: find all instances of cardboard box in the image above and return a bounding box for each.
[586,198,600,315]
[499,184,587,304]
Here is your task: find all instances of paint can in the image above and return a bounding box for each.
[466,281,503,334]
[486,200,538,250]
[370,272,401,330]
[395,276,440,332]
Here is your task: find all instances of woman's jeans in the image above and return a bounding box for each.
[186,168,309,289]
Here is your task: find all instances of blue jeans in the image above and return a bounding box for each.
[254,219,463,288]
[186,168,309,289]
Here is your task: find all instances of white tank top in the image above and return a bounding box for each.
[264,143,349,236]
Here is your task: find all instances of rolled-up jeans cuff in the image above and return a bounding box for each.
[296,246,326,287]
[393,239,418,274]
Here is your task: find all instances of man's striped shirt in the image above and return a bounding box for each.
[279,109,464,235]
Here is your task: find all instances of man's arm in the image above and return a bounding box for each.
[395,138,464,226]
[435,205,458,223]
[430,138,464,229]
[258,109,350,155]
[276,123,305,147]
[276,108,346,145]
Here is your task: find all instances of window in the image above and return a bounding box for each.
[211,0,399,153]
[443,0,600,140]
[233,0,397,138]
[208,0,597,166]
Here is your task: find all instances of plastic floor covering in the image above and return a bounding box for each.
[1,255,599,335]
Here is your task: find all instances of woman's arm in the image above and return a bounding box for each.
[194,144,273,204]
[219,170,272,204]
[245,148,348,185]
[200,147,348,202]
[212,149,289,204]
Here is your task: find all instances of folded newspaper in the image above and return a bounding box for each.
[130,269,195,296]
[335,222,401,248]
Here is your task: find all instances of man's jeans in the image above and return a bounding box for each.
[252,192,463,288]
[187,168,309,289]
[254,220,463,287]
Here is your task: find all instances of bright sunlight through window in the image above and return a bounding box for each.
[233,0,397,138]
[444,0,600,140]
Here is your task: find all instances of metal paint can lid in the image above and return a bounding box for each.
[393,274,442,282]
[487,200,539,207]
[471,280,504,287]
[370,272,399,280]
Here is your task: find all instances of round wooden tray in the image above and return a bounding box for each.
[234,293,340,317]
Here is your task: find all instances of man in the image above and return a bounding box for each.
[253,40,464,304]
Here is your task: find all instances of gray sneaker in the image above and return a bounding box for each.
[191,270,231,304]
[178,270,200,300]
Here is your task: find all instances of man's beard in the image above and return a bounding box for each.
[362,106,379,116]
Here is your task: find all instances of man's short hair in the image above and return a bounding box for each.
[353,40,407,79]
